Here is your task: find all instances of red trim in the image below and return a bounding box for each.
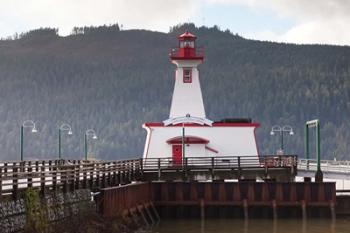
[170,56,204,61]
[167,136,209,144]
[144,122,260,127]
[213,123,260,127]
[205,146,219,153]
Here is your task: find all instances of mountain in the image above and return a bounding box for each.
[0,23,349,161]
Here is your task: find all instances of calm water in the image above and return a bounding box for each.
[150,219,349,233]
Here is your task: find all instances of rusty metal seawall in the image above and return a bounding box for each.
[97,182,152,217]
[97,181,336,218]
[152,181,336,205]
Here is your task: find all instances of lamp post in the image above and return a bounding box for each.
[84,129,98,160]
[20,120,38,161]
[270,125,294,154]
[182,114,191,167]
[182,122,185,167]
[58,123,73,160]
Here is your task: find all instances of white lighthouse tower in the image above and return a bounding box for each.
[143,32,259,161]
[168,32,206,120]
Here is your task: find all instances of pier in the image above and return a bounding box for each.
[0,155,347,232]
[0,155,297,200]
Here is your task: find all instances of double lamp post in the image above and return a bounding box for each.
[270,125,294,155]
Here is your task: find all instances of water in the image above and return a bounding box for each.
[151,218,349,233]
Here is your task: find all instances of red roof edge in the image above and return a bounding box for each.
[178,31,196,39]
[167,136,209,144]
[144,122,260,127]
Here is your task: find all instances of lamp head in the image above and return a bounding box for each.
[270,131,274,136]
[68,130,73,135]
[290,131,294,135]
[93,135,98,140]
[31,127,38,133]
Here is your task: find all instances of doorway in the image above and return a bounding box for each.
[172,145,182,165]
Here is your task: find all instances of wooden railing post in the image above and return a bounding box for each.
[13,162,18,200]
[183,157,188,180]
[238,156,241,179]
[4,162,7,174]
[48,161,52,190]
[112,162,117,185]
[102,163,106,188]
[127,161,131,183]
[75,162,80,190]
[71,163,76,191]
[35,161,39,172]
[140,158,143,178]
[0,166,2,202]
[264,157,268,178]
[20,161,25,173]
[211,157,215,179]
[62,166,68,193]
[28,161,33,188]
[120,162,125,184]
[157,158,161,180]
[40,161,46,196]
[52,160,57,191]
[116,162,121,185]
[96,163,100,188]
[130,160,134,181]
[107,162,113,187]
[83,162,87,189]
[89,163,94,189]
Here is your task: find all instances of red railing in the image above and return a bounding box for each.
[169,47,204,59]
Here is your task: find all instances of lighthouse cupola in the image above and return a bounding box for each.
[170,31,204,60]
[166,31,211,126]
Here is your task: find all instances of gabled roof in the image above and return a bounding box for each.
[178,31,197,40]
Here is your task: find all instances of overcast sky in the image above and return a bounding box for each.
[0,0,349,45]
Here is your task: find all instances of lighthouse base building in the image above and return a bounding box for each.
[143,32,259,161]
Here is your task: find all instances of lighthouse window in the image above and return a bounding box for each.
[180,41,195,48]
[183,69,192,83]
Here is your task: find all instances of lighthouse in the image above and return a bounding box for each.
[143,32,259,161]
[168,31,206,120]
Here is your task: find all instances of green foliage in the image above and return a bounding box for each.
[0,23,349,161]
[24,188,48,233]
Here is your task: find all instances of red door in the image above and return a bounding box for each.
[172,145,182,165]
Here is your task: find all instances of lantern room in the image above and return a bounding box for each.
[170,31,204,60]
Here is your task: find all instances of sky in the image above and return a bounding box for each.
[0,0,349,45]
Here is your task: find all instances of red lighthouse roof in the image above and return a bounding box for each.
[178,31,197,40]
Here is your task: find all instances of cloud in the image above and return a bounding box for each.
[206,0,350,45]
[1,0,349,45]
[0,0,199,37]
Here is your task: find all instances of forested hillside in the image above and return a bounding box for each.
[0,23,349,161]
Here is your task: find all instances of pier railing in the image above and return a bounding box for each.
[141,155,297,181]
[142,155,297,170]
[298,158,350,173]
[0,155,297,200]
[298,158,350,180]
[0,159,142,200]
